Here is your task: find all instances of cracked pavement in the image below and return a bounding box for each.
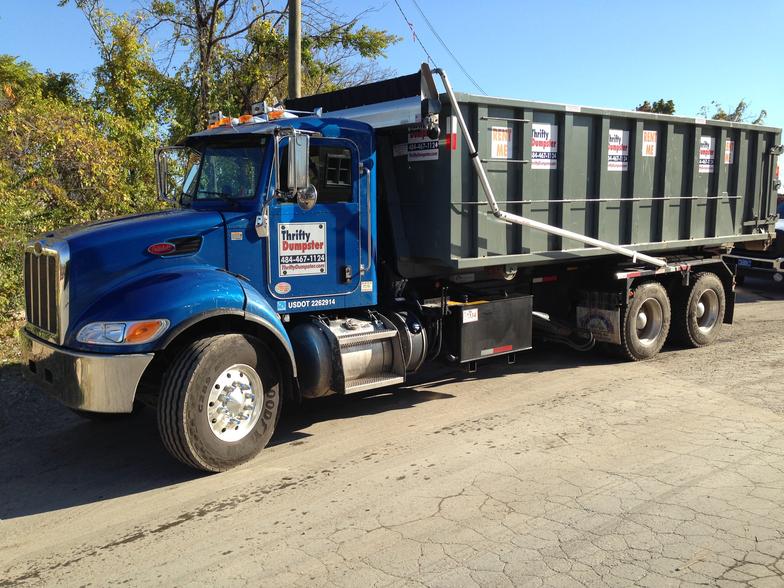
[2,276,784,587]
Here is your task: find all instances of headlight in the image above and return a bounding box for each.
[77,319,170,345]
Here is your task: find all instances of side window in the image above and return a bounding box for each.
[277,141,354,204]
[310,144,353,203]
[325,153,351,188]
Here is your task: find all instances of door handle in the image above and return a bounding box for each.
[363,170,372,273]
[255,202,270,237]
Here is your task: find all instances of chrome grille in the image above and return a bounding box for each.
[24,246,61,338]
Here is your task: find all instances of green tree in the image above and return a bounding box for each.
[64,1,399,136]
[636,99,675,115]
[0,54,161,319]
[699,100,766,125]
[0,57,82,105]
[61,1,160,130]
[41,71,82,104]
[0,56,44,102]
[136,0,398,134]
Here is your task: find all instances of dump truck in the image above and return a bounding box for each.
[20,65,782,471]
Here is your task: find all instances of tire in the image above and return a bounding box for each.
[671,272,725,348]
[620,281,671,361]
[158,334,281,472]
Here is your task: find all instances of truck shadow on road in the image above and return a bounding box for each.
[269,346,624,448]
[0,333,711,520]
[0,364,202,520]
[0,362,456,520]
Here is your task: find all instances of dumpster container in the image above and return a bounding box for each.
[374,88,780,275]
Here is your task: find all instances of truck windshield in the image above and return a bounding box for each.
[191,143,266,201]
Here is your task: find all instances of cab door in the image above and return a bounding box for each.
[267,137,362,312]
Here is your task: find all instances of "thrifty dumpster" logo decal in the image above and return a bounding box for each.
[278,222,327,276]
[607,129,630,172]
[699,137,716,173]
[531,123,558,170]
[407,125,439,162]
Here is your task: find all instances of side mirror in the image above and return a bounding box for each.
[297,184,318,211]
[155,146,200,204]
[287,133,310,192]
[155,147,176,204]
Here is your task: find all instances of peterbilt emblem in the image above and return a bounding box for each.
[33,241,43,256]
[147,242,177,255]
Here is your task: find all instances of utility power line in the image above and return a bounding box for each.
[392,0,437,67]
[408,0,487,95]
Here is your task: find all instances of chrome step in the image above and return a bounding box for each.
[337,329,398,348]
[344,372,405,394]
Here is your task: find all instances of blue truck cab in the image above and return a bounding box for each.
[21,112,391,471]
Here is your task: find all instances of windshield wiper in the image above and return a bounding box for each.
[195,190,241,208]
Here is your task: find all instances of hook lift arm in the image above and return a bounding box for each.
[431,68,667,269]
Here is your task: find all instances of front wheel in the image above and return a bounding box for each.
[158,334,281,472]
[620,281,671,361]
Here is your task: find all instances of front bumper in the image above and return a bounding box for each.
[20,329,154,413]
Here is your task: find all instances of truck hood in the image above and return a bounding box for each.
[47,208,228,331]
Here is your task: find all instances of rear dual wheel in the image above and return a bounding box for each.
[671,272,725,348]
[620,281,671,361]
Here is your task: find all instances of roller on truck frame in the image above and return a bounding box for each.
[21,65,782,471]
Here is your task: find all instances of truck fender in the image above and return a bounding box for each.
[68,267,248,350]
[149,276,297,378]
[240,282,297,378]
[148,301,298,406]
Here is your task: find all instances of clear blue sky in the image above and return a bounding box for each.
[1,1,783,129]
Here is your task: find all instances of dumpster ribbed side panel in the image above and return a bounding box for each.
[382,93,780,275]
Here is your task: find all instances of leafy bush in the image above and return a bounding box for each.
[0,54,162,320]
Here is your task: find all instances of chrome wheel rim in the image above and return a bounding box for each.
[207,364,263,442]
[636,298,663,347]
[695,289,719,334]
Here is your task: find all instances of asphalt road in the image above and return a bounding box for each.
[2,276,784,587]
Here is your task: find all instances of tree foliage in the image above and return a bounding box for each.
[699,100,767,125]
[636,99,676,115]
[0,15,162,317]
[138,0,399,134]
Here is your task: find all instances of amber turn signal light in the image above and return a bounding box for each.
[125,320,168,344]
